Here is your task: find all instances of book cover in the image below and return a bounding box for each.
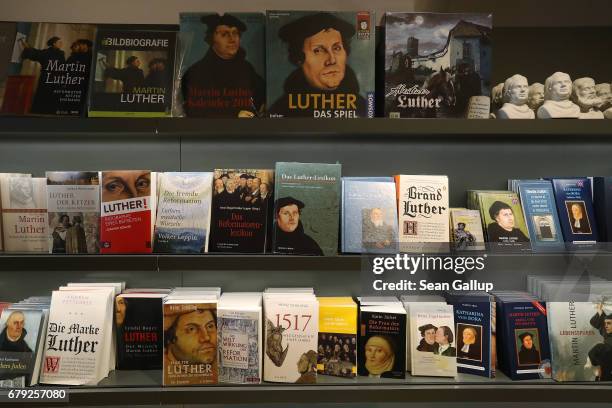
[0,23,17,110]
[89,28,176,117]
[410,303,456,377]
[473,191,530,250]
[0,173,30,252]
[0,177,48,252]
[273,163,341,256]
[342,177,398,254]
[263,294,319,383]
[0,308,45,384]
[548,300,612,382]
[358,305,406,378]
[179,13,266,118]
[209,169,273,253]
[46,171,100,254]
[266,11,375,118]
[100,171,156,254]
[517,180,564,251]
[594,177,612,243]
[395,175,449,252]
[550,178,599,243]
[115,294,164,370]
[383,13,492,118]
[449,208,485,251]
[317,297,357,377]
[163,301,218,386]
[3,22,95,116]
[154,172,213,253]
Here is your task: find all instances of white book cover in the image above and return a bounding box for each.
[403,300,447,373]
[0,177,48,252]
[395,175,449,251]
[0,173,30,252]
[39,290,112,385]
[410,303,457,377]
[263,295,318,383]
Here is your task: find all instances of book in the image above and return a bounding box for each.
[593,177,612,243]
[358,300,406,378]
[550,178,599,244]
[409,303,456,377]
[266,11,376,118]
[0,176,48,252]
[179,13,266,118]
[0,173,30,252]
[209,169,274,253]
[46,171,100,254]
[163,297,218,385]
[273,162,341,256]
[394,175,449,252]
[100,171,156,253]
[153,172,213,253]
[115,293,165,370]
[516,180,564,252]
[89,27,177,117]
[383,13,492,118]
[317,297,357,377]
[263,292,318,383]
[217,293,262,384]
[341,177,398,254]
[0,23,17,111]
[449,208,485,251]
[4,22,95,116]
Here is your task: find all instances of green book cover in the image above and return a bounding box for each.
[273,162,341,256]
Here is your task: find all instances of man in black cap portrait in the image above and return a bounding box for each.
[273,196,323,255]
[416,324,438,353]
[269,12,367,117]
[487,200,529,243]
[181,13,265,118]
[103,55,145,93]
[517,332,541,365]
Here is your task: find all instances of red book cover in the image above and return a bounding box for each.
[1,75,35,114]
[100,171,156,253]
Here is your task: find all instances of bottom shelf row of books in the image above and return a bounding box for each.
[0,280,610,388]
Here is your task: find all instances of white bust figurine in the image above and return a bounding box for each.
[595,83,612,119]
[537,72,581,119]
[489,82,504,118]
[571,77,604,119]
[497,75,534,119]
[527,82,545,112]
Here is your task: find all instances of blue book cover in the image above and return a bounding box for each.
[593,177,612,242]
[517,180,564,252]
[550,178,599,243]
[342,177,398,253]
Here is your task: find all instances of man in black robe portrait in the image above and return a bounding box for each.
[0,311,32,353]
[181,13,265,117]
[144,58,168,89]
[487,201,529,243]
[273,196,323,255]
[269,12,367,117]
[517,332,540,365]
[104,55,145,93]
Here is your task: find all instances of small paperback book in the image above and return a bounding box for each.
[318,297,357,377]
[394,175,449,252]
[550,178,599,244]
[209,169,274,253]
[341,177,398,254]
[263,291,319,383]
[179,13,266,118]
[266,11,376,118]
[154,172,213,253]
[46,171,100,254]
[449,208,485,251]
[273,162,341,256]
[218,293,262,384]
[89,27,177,117]
[100,170,156,253]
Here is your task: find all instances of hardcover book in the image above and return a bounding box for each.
[516,180,564,252]
[395,175,449,252]
[0,177,48,252]
[266,11,376,118]
[550,178,599,244]
[153,172,213,253]
[383,13,492,118]
[593,177,612,243]
[341,177,398,254]
[3,22,95,116]
[318,297,357,377]
[46,171,100,254]
[89,27,177,117]
[0,173,30,252]
[179,13,266,118]
[209,169,274,253]
[100,171,156,254]
[263,293,319,383]
[273,162,341,256]
[0,23,17,110]
[449,208,485,251]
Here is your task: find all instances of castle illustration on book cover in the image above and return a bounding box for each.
[384,13,492,118]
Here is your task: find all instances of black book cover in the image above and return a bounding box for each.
[593,177,612,243]
[358,309,406,379]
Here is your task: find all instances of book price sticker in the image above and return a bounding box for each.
[1,388,68,403]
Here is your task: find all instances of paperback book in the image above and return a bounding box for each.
[449,208,485,251]
[550,178,599,244]
[318,297,357,377]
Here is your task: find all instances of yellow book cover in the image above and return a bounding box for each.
[317,297,357,377]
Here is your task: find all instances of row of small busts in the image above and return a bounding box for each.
[491,72,611,119]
